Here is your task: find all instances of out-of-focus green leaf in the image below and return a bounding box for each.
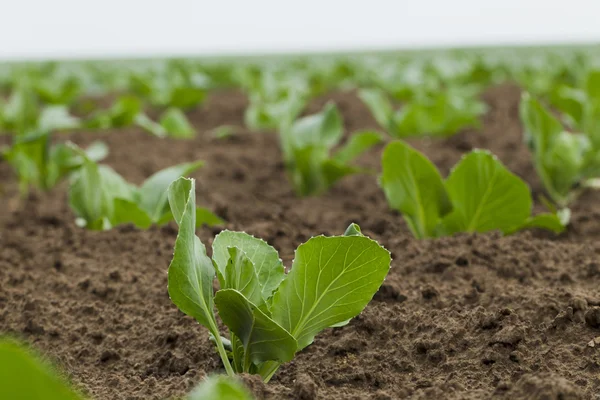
[0,339,82,400]
[160,108,196,138]
[187,376,253,400]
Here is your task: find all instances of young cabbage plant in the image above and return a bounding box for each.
[167,177,391,382]
[68,148,222,230]
[83,95,197,139]
[358,87,486,138]
[380,141,566,239]
[2,131,107,195]
[280,102,383,196]
[128,62,207,109]
[0,338,82,400]
[520,93,600,206]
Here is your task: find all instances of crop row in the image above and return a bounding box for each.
[1,48,599,399]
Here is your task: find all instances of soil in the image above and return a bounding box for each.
[1,83,600,400]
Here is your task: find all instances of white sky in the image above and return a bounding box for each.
[1,0,599,61]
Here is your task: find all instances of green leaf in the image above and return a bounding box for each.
[187,376,253,400]
[38,106,80,132]
[218,247,264,308]
[380,141,452,238]
[544,132,590,198]
[343,223,363,237]
[107,96,142,127]
[442,150,532,234]
[519,93,581,205]
[112,198,153,229]
[585,69,600,103]
[321,159,358,188]
[215,289,297,367]
[160,108,196,138]
[332,131,383,164]
[135,113,166,138]
[357,88,393,130]
[271,235,391,350]
[212,231,284,300]
[170,87,206,109]
[167,178,217,330]
[517,213,565,234]
[0,339,82,400]
[519,93,564,155]
[138,161,204,222]
[290,102,343,150]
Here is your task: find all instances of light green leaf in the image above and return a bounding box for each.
[218,247,264,308]
[187,376,253,400]
[0,339,82,400]
[544,132,590,198]
[520,92,563,155]
[357,88,393,130]
[381,141,452,238]
[167,177,216,330]
[290,102,343,150]
[160,108,196,138]
[442,150,531,234]
[213,231,284,300]
[517,213,565,234]
[215,289,297,366]
[135,113,166,138]
[271,235,391,350]
[38,106,80,132]
[138,161,204,222]
[332,131,383,164]
[343,223,363,237]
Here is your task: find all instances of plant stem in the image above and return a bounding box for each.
[210,325,235,377]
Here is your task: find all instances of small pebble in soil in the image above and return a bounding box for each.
[584,307,600,328]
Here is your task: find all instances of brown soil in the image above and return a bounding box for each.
[1,84,600,400]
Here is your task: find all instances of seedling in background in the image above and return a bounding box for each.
[2,131,107,195]
[85,96,197,139]
[167,177,391,382]
[280,102,383,196]
[380,141,566,239]
[358,87,486,138]
[68,147,222,230]
[520,93,600,207]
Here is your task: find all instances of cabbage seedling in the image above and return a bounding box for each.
[381,141,566,238]
[2,131,107,195]
[359,87,486,138]
[520,93,600,206]
[68,147,222,230]
[280,102,382,196]
[167,177,391,382]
